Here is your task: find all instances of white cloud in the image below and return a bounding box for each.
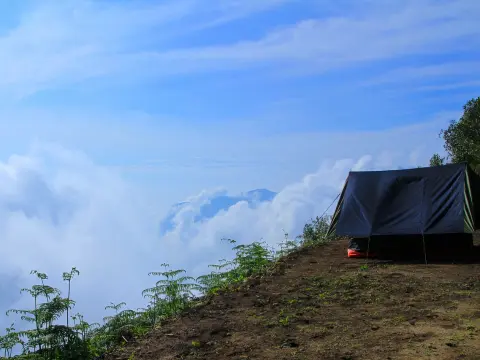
[0,143,163,325]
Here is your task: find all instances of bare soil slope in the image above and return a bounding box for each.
[107,239,480,360]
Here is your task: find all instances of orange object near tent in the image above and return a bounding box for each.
[347,248,376,258]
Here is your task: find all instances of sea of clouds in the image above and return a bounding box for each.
[0,142,432,328]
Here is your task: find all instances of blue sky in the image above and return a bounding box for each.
[0,0,479,327]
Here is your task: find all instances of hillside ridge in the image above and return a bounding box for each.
[106,239,480,360]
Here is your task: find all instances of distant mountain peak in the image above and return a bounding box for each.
[159,188,277,235]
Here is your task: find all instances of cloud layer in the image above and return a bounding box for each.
[0,127,437,327]
[0,144,161,325]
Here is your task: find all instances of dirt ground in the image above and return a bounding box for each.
[107,238,480,360]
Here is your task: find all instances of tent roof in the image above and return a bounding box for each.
[348,162,466,175]
[328,162,480,238]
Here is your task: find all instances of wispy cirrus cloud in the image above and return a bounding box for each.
[364,61,480,87]
[190,0,296,30]
[0,0,294,97]
[1,0,479,97]
[414,81,480,92]
[136,0,480,75]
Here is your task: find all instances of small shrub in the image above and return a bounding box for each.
[300,215,334,247]
[360,264,369,271]
[279,316,290,326]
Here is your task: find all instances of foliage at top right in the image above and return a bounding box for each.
[431,97,480,172]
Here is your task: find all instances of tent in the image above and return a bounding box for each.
[327,162,480,258]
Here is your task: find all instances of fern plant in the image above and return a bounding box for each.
[143,264,200,318]
[2,269,91,360]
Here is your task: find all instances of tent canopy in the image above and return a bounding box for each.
[327,162,480,238]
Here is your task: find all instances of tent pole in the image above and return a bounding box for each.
[421,233,428,265]
[366,236,371,263]
[420,180,427,265]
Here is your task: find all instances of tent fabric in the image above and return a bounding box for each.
[328,162,480,238]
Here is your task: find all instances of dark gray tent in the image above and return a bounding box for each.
[327,162,480,257]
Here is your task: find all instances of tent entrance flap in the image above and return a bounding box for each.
[371,176,425,235]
